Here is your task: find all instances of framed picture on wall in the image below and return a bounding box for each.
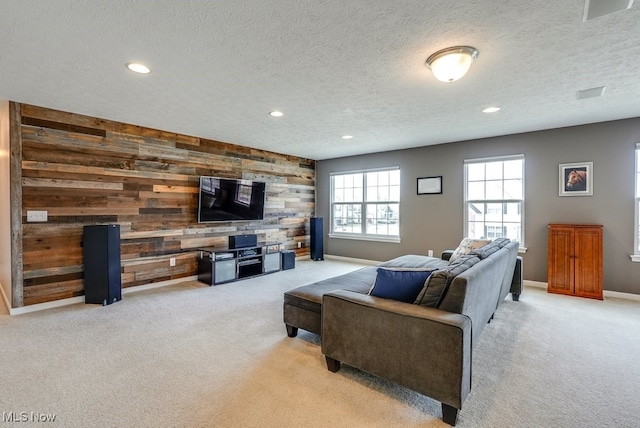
[559,162,592,196]
[417,176,442,195]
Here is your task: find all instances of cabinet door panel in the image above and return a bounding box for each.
[263,252,280,273]
[574,227,603,299]
[548,226,574,295]
[214,259,236,284]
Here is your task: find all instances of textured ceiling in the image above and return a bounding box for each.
[1,1,639,160]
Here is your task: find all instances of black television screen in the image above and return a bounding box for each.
[197,177,266,222]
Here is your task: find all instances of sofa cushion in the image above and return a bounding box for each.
[469,242,501,259]
[492,237,511,248]
[369,268,434,303]
[284,266,378,313]
[449,238,490,262]
[414,254,481,307]
[378,254,448,270]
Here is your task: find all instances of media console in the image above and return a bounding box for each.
[197,242,282,285]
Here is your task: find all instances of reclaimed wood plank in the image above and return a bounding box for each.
[121,252,198,267]
[22,176,124,191]
[152,185,198,193]
[22,160,191,182]
[22,104,199,146]
[21,117,107,137]
[22,265,84,280]
[27,207,140,216]
[22,126,141,157]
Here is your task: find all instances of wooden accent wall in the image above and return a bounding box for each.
[14,104,315,306]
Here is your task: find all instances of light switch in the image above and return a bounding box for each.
[27,210,48,222]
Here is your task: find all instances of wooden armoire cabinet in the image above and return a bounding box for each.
[547,224,603,300]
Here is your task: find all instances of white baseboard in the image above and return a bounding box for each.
[524,280,640,302]
[603,290,640,301]
[324,254,381,265]
[524,280,547,289]
[9,296,85,316]
[7,275,198,316]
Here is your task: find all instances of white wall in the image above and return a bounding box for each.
[0,100,11,310]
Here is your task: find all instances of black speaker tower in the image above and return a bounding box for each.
[310,217,324,261]
[83,224,122,305]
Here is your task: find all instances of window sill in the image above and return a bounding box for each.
[328,233,401,244]
[630,255,640,262]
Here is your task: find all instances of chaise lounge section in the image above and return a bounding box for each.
[283,255,450,337]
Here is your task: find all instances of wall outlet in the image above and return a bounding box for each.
[428,249,434,257]
[298,242,302,248]
[169,257,176,267]
[27,210,48,222]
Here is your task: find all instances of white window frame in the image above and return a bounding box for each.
[464,154,525,248]
[632,144,640,261]
[329,166,401,243]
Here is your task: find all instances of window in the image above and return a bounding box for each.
[235,180,252,206]
[330,168,400,240]
[464,155,524,245]
[635,144,640,255]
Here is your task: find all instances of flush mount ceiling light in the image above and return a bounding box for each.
[126,63,151,74]
[426,46,478,83]
[269,111,284,117]
[341,135,354,140]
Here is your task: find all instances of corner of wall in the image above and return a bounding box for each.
[0,99,11,308]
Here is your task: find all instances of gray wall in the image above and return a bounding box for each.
[317,117,640,295]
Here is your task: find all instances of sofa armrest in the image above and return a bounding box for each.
[321,289,472,410]
[441,250,454,261]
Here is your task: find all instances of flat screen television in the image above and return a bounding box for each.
[197,176,266,222]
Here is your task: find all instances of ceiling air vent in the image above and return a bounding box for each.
[576,86,606,100]
[583,0,634,21]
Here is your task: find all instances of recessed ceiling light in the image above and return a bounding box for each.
[482,107,501,113]
[342,135,354,140]
[126,63,151,74]
[269,111,284,117]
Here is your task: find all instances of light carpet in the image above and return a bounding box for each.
[1,258,639,427]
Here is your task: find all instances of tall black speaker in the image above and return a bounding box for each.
[310,217,324,261]
[83,224,122,305]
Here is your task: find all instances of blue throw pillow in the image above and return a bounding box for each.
[369,268,434,303]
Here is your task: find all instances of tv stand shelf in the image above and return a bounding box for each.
[197,242,282,285]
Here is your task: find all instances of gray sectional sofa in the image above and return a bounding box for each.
[283,239,521,426]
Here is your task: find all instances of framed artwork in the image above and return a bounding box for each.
[559,162,592,196]
[417,176,442,195]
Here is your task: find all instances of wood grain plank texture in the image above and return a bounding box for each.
[15,103,315,306]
